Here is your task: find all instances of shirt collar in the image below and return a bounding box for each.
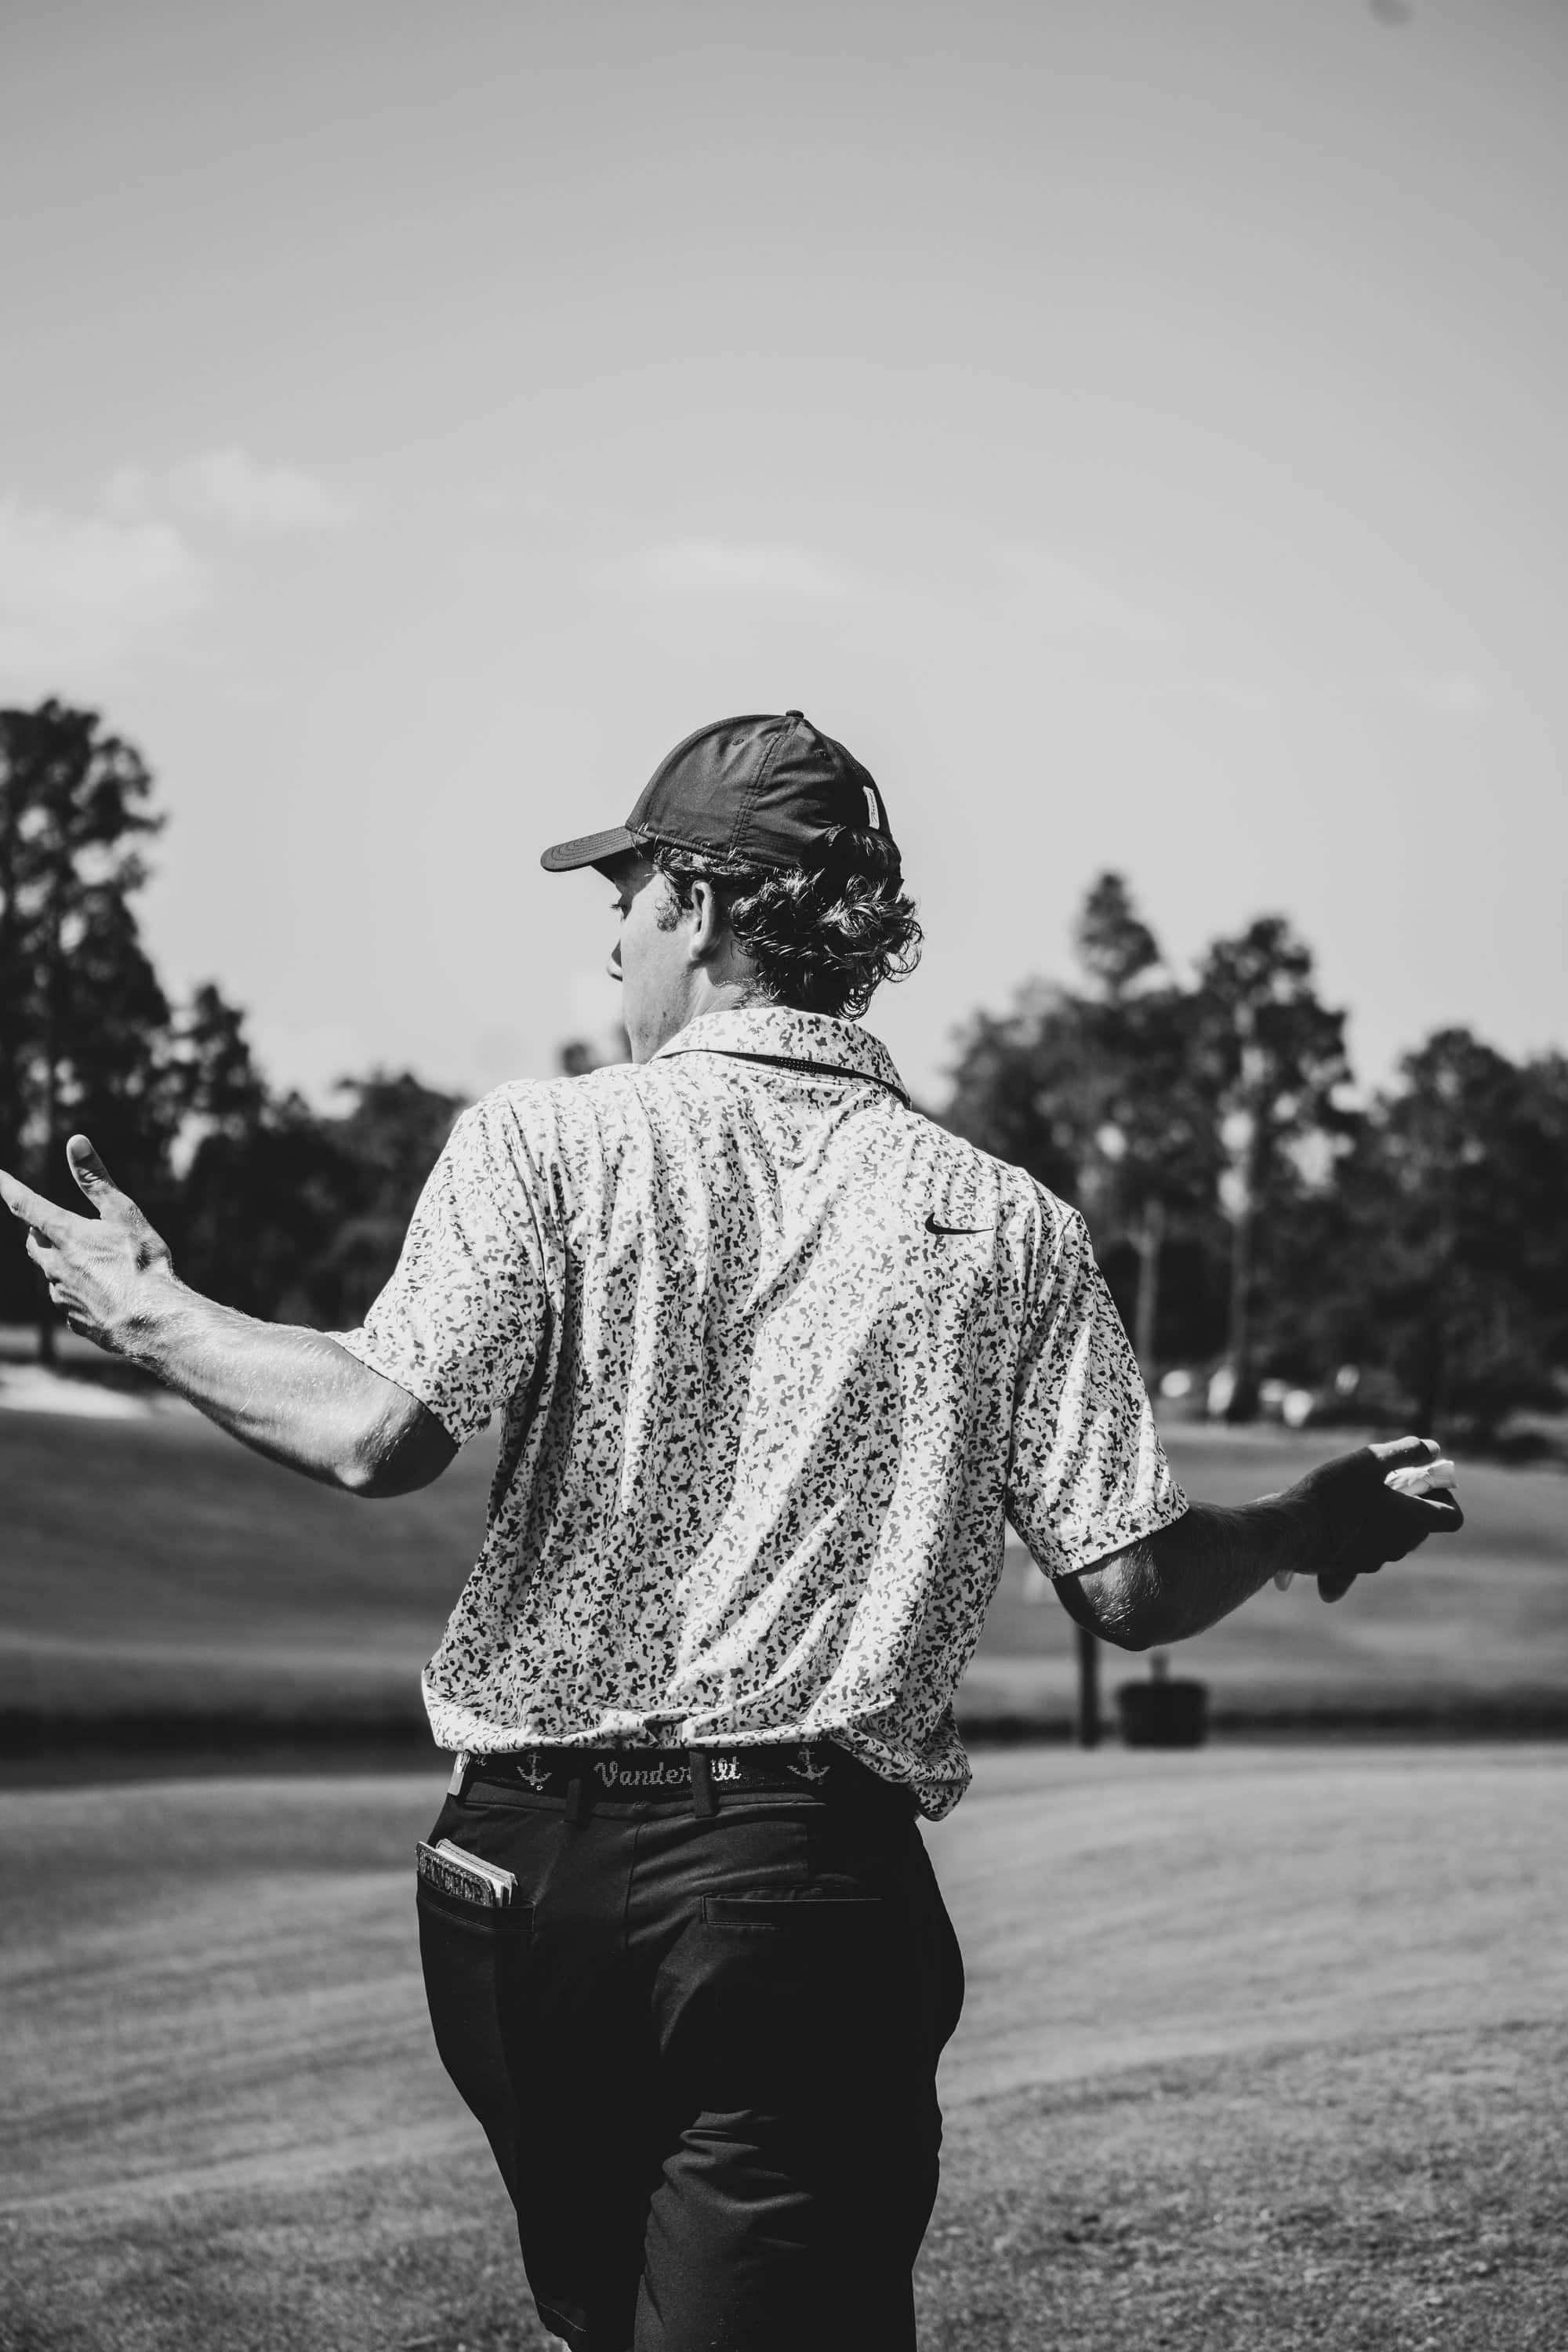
[653,1007,909,1105]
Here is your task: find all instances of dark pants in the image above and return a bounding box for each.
[417,1751,965,2352]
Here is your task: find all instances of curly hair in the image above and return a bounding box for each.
[648,827,922,1019]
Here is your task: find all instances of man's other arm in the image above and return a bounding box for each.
[1055,1436,1463,1650]
[1,1136,455,1497]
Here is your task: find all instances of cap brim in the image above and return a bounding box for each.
[539,825,640,874]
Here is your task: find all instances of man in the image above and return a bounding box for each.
[2,710,1461,2352]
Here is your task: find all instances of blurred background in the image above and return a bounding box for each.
[2,0,1566,1755]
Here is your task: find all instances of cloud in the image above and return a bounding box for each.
[1011,552,1163,639]
[0,493,207,696]
[0,446,351,698]
[107,446,354,535]
[616,539,872,604]
[1401,670,1490,718]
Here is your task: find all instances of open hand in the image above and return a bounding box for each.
[0,1135,175,1355]
[1292,1435,1464,1602]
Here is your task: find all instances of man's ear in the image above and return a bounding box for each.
[684,878,727,965]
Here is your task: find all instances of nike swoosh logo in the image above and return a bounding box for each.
[925,1212,994,1236]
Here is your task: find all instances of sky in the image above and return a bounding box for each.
[2,0,1565,1110]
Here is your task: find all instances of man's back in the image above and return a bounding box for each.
[337,1006,1182,1813]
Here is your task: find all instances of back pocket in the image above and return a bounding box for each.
[691,1894,896,2111]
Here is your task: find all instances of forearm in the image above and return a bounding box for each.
[118,1272,426,1493]
[1060,1436,1461,1650]
[4,1136,454,1496]
[1064,1494,1319,1651]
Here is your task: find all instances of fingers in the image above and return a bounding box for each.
[1375,1440,1465,1537]
[0,1170,73,1243]
[66,1134,121,1211]
[1302,1436,1465,1608]
[1385,1483,1464,1537]
[2,1142,129,1244]
[1367,1508,1460,1565]
[1319,1545,1386,1602]
[1369,1434,1440,1470]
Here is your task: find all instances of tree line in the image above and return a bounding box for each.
[0,702,462,1358]
[945,873,1568,1439]
[4,698,1564,1439]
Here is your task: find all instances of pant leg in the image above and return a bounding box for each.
[634,1795,965,2352]
[416,1787,654,2352]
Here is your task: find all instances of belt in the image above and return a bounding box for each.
[450,1741,866,1821]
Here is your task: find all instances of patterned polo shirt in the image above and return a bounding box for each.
[335,1006,1185,1817]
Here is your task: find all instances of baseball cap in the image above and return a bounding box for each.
[540,710,896,874]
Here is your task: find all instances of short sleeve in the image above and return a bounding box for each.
[332,1099,548,1447]
[1006,1207,1187,1577]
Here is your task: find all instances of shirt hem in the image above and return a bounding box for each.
[1047,1483,1191,1578]
[328,1330,474,1450]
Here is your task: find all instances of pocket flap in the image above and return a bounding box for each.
[701,1894,885,1929]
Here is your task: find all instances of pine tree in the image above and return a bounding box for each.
[0,700,175,1359]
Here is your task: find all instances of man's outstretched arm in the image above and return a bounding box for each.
[1056,1436,1463,1651]
[0,1135,456,1498]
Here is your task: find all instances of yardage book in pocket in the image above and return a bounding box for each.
[416,1838,519,1907]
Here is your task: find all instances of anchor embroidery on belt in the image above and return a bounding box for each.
[514,1751,550,1791]
[786,1747,831,1783]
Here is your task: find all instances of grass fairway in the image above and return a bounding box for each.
[969,1425,1568,1733]
[0,1405,494,1748]
[2,1748,1563,2350]
[4,1405,1566,1748]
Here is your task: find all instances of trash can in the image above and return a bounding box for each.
[1116,1653,1208,1748]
